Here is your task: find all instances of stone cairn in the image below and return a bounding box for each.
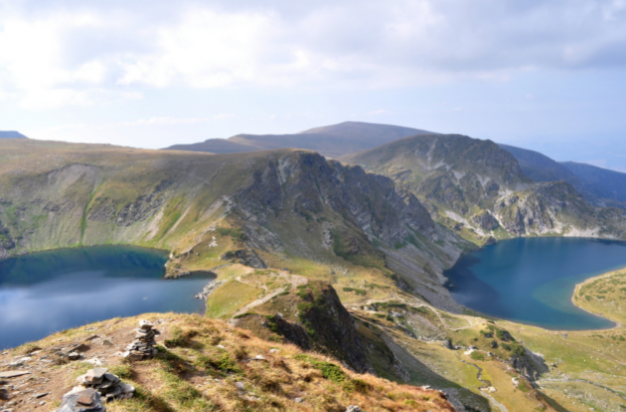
[123,320,160,360]
[57,367,135,411]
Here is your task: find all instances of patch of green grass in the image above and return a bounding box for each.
[294,354,349,384]
[197,349,242,375]
[216,227,247,242]
[470,351,486,361]
[342,287,367,296]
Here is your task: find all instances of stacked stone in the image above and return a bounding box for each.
[57,388,106,412]
[124,320,159,360]
[58,367,135,411]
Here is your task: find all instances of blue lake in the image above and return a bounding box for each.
[0,246,215,349]
[444,237,626,330]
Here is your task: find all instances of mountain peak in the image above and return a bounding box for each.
[0,131,27,139]
[164,121,433,157]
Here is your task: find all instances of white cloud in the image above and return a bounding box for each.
[2,0,626,108]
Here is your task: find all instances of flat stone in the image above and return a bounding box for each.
[72,343,91,352]
[120,383,135,394]
[58,388,105,412]
[295,397,303,403]
[103,373,120,384]
[85,368,107,381]
[86,368,109,378]
[252,355,266,361]
[33,392,49,398]
[0,371,31,379]
[139,320,153,330]
[235,382,245,391]
[107,385,122,398]
[68,352,80,361]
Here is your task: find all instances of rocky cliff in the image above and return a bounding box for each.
[342,134,626,244]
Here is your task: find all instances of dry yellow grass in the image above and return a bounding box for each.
[0,313,454,412]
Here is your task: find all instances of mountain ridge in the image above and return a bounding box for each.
[342,134,626,244]
[499,143,626,209]
[165,121,432,158]
[0,131,27,139]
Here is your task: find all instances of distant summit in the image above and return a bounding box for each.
[0,131,27,139]
[165,121,432,158]
[500,144,626,209]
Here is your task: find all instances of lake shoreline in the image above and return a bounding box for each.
[445,237,626,331]
[570,265,626,329]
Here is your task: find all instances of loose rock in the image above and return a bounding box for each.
[70,367,134,404]
[346,406,363,412]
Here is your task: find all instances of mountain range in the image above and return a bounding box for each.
[1,122,625,411]
[166,121,431,158]
[168,121,626,244]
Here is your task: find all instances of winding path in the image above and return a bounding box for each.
[457,355,509,412]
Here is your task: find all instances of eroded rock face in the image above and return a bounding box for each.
[0,220,15,258]
[470,211,499,231]
[237,152,435,249]
[114,180,172,227]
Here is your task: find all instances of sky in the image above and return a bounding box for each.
[1,0,626,170]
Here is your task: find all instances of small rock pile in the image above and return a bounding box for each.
[123,320,159,360]
[75,367,134,401]
[57,368,135,411]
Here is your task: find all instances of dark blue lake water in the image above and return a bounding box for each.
[0,246,215,349]
[444,237,626,330]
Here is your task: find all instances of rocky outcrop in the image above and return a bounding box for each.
[508,347,549,381]
[113,180,172,227]
[267,282,375,374]
[0,220,15,258]
[237,151,435,249]
[220,249,266,268]
[470,211,499,231]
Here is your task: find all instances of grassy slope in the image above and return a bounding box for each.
[0,313,455,412]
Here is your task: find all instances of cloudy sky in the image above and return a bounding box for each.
[1,0,626,169]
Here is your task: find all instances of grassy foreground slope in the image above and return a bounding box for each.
[0,313,455,412]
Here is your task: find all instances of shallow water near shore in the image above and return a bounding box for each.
[0,246,215,349]
[444,237,626,330]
